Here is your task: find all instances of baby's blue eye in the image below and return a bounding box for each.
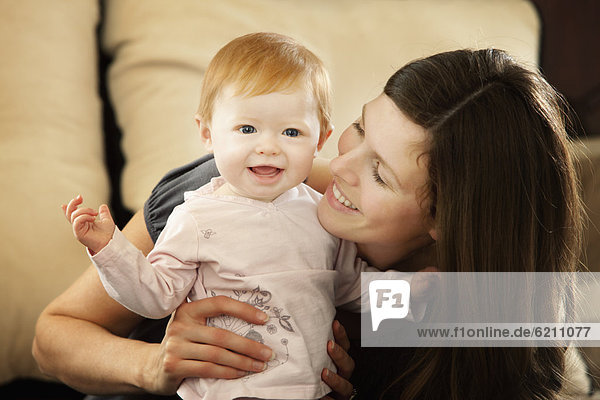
[283,128,300,137]
[239,125,256,134]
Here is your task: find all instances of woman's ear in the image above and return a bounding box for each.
[195,114,213,152]
[428,227,438,241]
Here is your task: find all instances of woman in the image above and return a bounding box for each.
[33,48,586,399]
[336,49,585,399]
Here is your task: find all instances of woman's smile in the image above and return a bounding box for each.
[332,182,358,210]
[323,181,361,215]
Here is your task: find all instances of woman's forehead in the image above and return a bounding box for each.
[364,95,429,186]
[364,94,427,143]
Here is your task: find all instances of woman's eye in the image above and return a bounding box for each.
[282,128,300,137]
[372,161,386,187]
[353,122,365,137]
[239,125,256,134]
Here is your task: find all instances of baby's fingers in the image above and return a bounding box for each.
[63,195,83,222]
[70,207,98,222]
[72,213,97,230]
[97,204,114,225]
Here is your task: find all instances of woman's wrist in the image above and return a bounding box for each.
[135,341,178,395]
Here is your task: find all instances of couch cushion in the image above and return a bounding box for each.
[0,0,108,383]
[102,0,540,211]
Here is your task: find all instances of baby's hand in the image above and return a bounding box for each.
[62,195,115,255]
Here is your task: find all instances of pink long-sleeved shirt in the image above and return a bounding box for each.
[92,177,368,399]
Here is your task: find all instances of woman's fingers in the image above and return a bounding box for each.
[320,320,355,399]
[150,297,275,392]
[329,320,354,380]
[166,297,273,366]
[192,326,273,363]
[332,320,350,352]
[173,341,267,374]
[182,295,268,324]
[410,266,440,302]
[170,313,273,363]
[173,358,248,380]
[321,368,354,399]
[327,339,354,380]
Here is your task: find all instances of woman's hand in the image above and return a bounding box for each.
[142,295,275,395]
[320,320,356,400]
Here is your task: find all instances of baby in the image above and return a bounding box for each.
[64,32,416,399]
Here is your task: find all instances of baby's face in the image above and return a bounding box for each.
[202,85,322,201]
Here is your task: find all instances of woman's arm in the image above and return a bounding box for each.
[32,210,272,395]
[306,157,332,194]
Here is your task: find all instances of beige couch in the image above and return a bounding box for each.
[1,0,598,391]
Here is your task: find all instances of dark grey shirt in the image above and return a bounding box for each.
[144,155,219,243]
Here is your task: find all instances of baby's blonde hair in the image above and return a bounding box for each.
[197,32,332,141]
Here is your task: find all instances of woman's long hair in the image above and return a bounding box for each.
[382,49,584,400]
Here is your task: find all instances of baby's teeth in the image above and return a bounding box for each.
[344,200,351,207]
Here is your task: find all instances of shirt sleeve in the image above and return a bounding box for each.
[92,205,201,319]
[144,155,219,243]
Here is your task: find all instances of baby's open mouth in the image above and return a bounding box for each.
[249,166,282,176]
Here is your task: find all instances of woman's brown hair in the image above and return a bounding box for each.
[382,49,584,399]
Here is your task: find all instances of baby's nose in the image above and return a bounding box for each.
[256,135,280,155]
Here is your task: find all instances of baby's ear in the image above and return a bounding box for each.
[195,114,213,152]
[316,124,334,152]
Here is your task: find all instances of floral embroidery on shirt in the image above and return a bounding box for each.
[200,229,216,239]
[207,285,294,378]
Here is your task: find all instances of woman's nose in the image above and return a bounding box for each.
[255,134,280,156]
[330,128,361,185]
[330,148,360,186]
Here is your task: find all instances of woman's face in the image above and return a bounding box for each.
[317,93,435,268]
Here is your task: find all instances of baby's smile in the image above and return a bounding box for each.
[247,165,284,184]
[249,166,282,176]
